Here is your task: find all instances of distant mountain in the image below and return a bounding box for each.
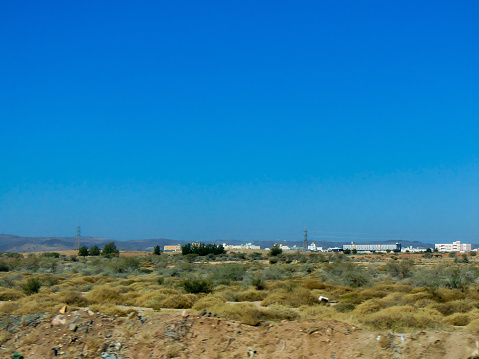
[0,234,186,253]
[0,234,468,253]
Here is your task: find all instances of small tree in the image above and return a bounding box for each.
[78,246,89,257]
[343,249,351,255]
[153,245,161,256]
[269,244,283,257]
[101,242,119,258]
[89,245,100,256]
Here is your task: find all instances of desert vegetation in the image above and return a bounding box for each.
[0,247,479,332]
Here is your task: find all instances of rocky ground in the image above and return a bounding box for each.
[2,309,479,358]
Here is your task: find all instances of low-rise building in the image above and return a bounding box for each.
[435,241,471,252]
[308,242,323,252]
[164,245,181,252]
[343,242,401,252]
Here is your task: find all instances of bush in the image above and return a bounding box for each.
[358,305,443,330]
[89,245,100,256]
[181,279,213,294]
[156,294,195,309]
[78,246,89,257]
[269,245,283,257]
[21,278,42,295]
[102,242,119,258]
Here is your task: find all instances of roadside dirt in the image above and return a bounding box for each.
[3,308,479,359]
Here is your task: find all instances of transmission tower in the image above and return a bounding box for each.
[75,225,81,250]
[303,227,308,251]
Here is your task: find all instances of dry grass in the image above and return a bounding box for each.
[357,306,444,331]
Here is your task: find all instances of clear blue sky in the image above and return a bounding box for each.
[1,1,478,243]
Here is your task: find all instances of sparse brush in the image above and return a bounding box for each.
[21,278,42,295]
[85,286,121,304]
[192,295,226,311]
[237,289,268,302]
[155,294,196,309]
[0,288,24,301]
[263,304,299,321]
[357,305,443,330]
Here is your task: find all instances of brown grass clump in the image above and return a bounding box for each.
[214,303,263,326]
[0,302,19,314]
[261,288,317,308]
[466,318,479,330]
[0,288,24,301]
[299,304,340,320]
[55,290,89,307]
[192,295,226,311]
[237,289,268,302]
[11,293,64,315]
[85,286,121,304]
[263,304,299,321]
[429,300,476,316]
[156,294,196,309]
[302,278,329,290]
[357,305,443,330]
[444,313,472,326]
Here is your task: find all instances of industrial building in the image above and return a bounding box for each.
[343,242,401,252]
[435,241,471,252]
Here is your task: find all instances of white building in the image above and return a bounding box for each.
[401,246,426,253]
[435,241,472,252]
[308,242,323,252]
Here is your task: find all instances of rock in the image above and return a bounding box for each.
[127,312,137,320]
[88,310,95,316]
[106,334,112,338]
[181,310,189,317]
[51,315,66,326]
[69,324,77,332]
[115,342,122,350]
[59,306,67,314]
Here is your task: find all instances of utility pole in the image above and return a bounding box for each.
[75,225,81,250]
[303,227,308,251]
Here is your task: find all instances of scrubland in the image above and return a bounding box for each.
[1,250,479,333]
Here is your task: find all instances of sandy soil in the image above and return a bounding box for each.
[4,309,479,359]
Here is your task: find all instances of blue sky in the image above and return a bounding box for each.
[1,1,478,243]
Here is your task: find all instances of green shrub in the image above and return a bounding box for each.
[182,279,213,294]
[21,278,42,295]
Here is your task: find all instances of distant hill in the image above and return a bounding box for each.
[0,234,178,253]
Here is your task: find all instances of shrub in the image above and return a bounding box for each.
[269,245,282,257]
[153,245,161,255]
[334,303,356,313]
[192,295,226,311]
[0,288,24,301]
[102,242,119,258]
[181,279,213,294]
[443,313,472,326]
[264,304,299,321]
[85,286,121,304]
[358,305,443,330]
[21,278,42,295]
[89,245,100,256]
[156,294,195,309]
[78,246,89,257]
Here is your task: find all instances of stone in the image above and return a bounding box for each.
[181,310,189,317]
[51,315,66,326]
[69,324,77,332]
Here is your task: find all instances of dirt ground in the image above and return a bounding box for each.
[3,309,479,359]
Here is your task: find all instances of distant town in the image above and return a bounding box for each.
[164,240,474,253]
